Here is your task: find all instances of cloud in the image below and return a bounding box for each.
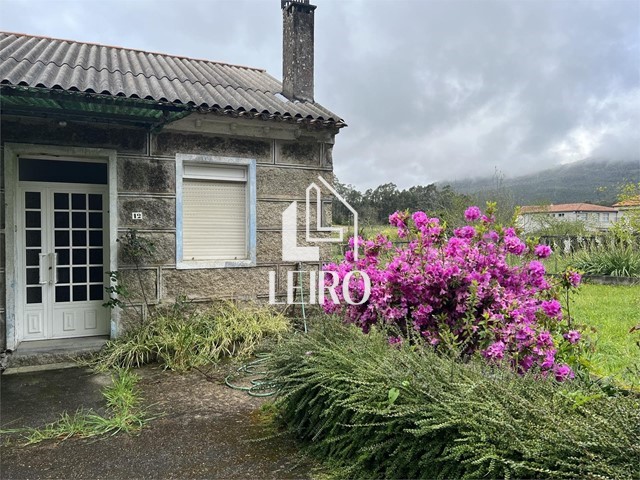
[1,0,638,189]
[325,0,640,188]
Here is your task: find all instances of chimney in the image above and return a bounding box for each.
[282,0,316,102]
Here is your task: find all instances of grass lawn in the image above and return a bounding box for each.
[569,283,640,382]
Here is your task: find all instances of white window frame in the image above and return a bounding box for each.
[176,154,256,269]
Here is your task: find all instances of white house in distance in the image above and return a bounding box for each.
[517,203,618,234]
[613,195,640,223]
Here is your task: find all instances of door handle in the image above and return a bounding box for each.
[38,253,48,285]
[49,252,58,285]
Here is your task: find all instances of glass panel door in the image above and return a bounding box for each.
[22,189,47,339]
[18,182,110,340]
[53,192,105,304]
[24,191,43,305]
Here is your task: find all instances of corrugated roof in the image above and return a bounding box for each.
[0,32,344,128]
[520,203,618,214]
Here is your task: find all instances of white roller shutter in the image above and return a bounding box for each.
[182,179,247,261]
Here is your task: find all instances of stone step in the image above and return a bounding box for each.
[2,336,109,372]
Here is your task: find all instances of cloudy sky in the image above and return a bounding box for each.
[1,0,638,189]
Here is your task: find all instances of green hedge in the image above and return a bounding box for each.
[266,323,640,479]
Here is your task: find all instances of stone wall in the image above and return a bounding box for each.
[0,146,5,346]
[1,115,337,342]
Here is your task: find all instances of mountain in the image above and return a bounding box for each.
[445,160,640,206]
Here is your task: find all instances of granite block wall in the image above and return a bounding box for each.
[1,115,337,341]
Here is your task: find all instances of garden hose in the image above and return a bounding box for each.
[224,353,277,397]
[225,265,309,396]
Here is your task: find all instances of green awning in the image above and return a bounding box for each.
[0,85,193,130]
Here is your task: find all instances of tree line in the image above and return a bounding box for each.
[332,180,471,227]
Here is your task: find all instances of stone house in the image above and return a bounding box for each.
[516,203,618,234]
[0,0,344,353]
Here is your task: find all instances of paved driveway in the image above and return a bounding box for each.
[1,365,311,479]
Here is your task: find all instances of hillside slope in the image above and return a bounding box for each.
[446,160,639,206]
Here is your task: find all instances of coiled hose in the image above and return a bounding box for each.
[225,265,308,396]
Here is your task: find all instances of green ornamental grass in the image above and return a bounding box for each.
[90,300,290,372]
[569,241,640,277]
[266,322,640,480]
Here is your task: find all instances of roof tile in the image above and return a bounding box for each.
[613,195,640,208]
[519,203,618,214]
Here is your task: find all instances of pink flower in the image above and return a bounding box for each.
[388,336,403,346]
[504,235,526,255]
[519,355,534,372]
[412,211,429,230]
[568,271,581,287]
[454,226,476,239]
[389,211,410,238]
[464,206,482,222]
[563,330,581,344]
[541,299,562,318]
[536,331,553,347]
[483,341,506,359]
[389,211,408,228]
[541,349,556,369]
[528,260,546,277]
[554,364,575,382]
[484,230,500,243]
[534,244,552,259]
[515,325,534,343]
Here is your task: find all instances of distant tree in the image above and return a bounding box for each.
[366,183,400,223]
[530,219,590,237]
[471,167,518,226]
[428,185,470,230]
[331,178,470,230]
[331,180,362,225]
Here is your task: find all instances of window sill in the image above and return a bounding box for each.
[176,259,256,270]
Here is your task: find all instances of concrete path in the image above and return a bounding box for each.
[1,365,311,479]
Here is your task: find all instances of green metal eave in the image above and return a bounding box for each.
[0,85,193,130]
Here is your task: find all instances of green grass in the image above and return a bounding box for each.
[2,368,149,445]
[569,284,640,382]
[337,224,400,241]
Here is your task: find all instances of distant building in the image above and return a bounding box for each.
[613,196,640,212]
[613,195,640,227]
[517,203,618,234]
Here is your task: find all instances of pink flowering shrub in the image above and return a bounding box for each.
[323,205,583,380]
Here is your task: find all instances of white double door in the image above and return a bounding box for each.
[18,182,110,340]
